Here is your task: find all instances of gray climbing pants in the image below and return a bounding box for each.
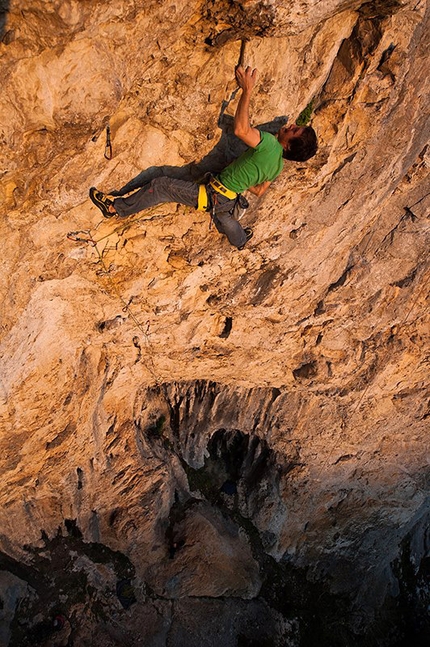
[112,176,247,248]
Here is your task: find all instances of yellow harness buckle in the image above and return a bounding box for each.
[209,177,237,201]
[197,184,208,211]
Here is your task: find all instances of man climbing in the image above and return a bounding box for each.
[89,66,318,249]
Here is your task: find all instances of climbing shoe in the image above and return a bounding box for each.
[238,227,253,250]
[89,187,116,218]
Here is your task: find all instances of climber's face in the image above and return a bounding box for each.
[278,124,305,149]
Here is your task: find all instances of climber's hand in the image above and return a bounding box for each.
[235,65,258,92]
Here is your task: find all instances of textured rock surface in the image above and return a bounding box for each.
[0,0,429,646]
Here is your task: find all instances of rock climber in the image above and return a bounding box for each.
[89,66,318,249]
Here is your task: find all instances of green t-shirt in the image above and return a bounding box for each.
[218,131,284,193]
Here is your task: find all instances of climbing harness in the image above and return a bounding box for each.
[209,177,237,201]
[199,176,249,225]
[104,124,112,160]
[208,176,249,220]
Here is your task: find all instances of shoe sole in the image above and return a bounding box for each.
[89,187,115,218]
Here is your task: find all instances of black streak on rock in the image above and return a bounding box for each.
[219,316,233,338]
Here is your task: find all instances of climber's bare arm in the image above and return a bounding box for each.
[247,181,271,197]
[233,66,261,148]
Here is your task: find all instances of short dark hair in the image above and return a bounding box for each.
[283,126,318,162]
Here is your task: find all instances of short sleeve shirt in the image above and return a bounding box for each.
[218,131,284,193]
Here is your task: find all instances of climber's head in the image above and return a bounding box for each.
[278,124,318,162]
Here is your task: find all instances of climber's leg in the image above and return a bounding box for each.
[209,194,248,248]
[113,177,199,218]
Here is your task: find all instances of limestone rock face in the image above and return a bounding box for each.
[0,0,429,646]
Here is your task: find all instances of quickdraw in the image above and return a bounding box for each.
[220,39,248,116]
[67,230,97,246]
[104,124,112,160]
[238,39,247,67]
